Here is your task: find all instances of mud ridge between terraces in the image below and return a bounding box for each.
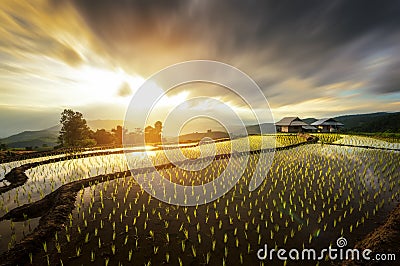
[0,145,125,164]
[0,137,229,164]
[0,137,320,266]
[0,150,136,195]
[326,143,400,152]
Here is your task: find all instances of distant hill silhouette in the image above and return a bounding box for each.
[0,128,59,148]
[246,112,400,134]
[334,112,400,132]
[0,120,124,148]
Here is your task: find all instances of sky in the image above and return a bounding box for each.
[1,0,400,137]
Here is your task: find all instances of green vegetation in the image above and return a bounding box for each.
[275,134,305,146]
[58,109,95,147]
[335,135,400,149]
[92,129,115,145]
[144,121,162,143]
[0,129,58,149]
[335,112,400,133]
[58,109,133,148]
[346,132,400,143]
[313,133,342,143]
[0,143,6,150]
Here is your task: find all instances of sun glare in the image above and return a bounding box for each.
[75,65,145,104]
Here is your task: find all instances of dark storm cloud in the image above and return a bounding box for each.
[67,0,400,102]
[370,59,400,94]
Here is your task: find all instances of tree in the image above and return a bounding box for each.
[0,143,6,151]
[154,121,162,142]
[112,125,127,145]
[58,109,95,147]
[145,125,155,143]
[144,121,162,143]
[93,129,114,145]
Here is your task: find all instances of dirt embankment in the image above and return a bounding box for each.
[0,145,124,164]
[0,166,29,194]
[341,203,400,266]
[0,171,132,266]
[0,149,133,195]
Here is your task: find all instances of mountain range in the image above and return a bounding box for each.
[0,120,123,149]
[248,112,400,134]
[1,113,399,149]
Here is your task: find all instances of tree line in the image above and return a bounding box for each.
[58,109,163,147]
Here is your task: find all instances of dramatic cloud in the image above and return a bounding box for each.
[0,0,399,136]
[68,0,400,99]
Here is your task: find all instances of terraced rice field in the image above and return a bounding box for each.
[0,134,399,265]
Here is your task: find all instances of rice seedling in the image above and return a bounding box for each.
[0,135,398,265]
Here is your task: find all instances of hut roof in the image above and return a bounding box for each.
[275,117,308,126]
[311,118,344,126]
[302,125,317,130]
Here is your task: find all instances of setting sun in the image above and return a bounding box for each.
[73,66,145,104]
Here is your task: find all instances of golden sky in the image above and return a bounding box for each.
[1,0,399,137]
